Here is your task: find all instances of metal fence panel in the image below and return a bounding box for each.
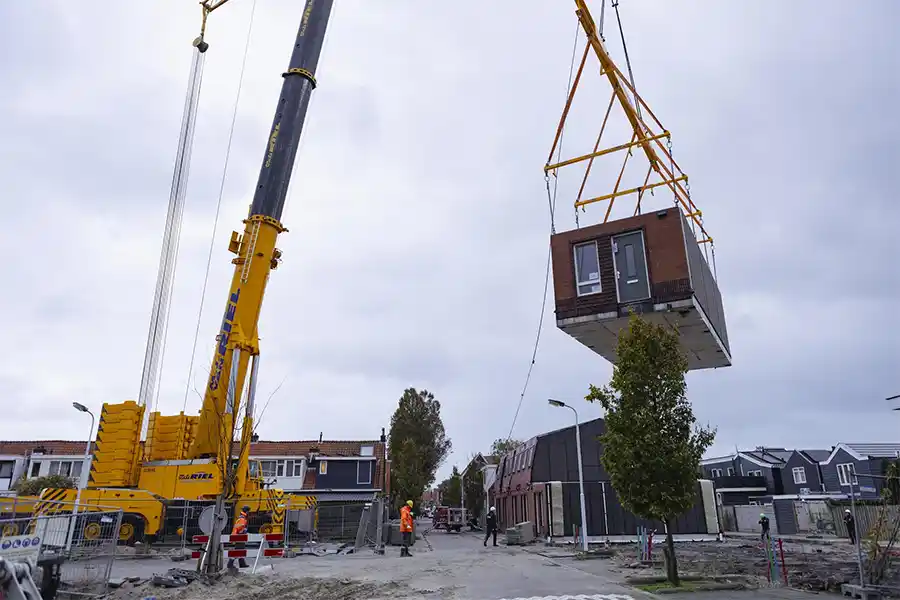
[0,501,122,599]
[316,503,366,542]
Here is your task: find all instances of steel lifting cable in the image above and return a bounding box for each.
[139,43,207,427]
[182,0,259,412]
[598,0,607,42]
[506,19,581,443]
[612,0,641,122]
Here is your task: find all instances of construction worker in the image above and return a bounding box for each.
[844,509,857,545]
[484,506,498,547]
[400,500,414,557]
[227,505,251,570]
[758,512,770,542]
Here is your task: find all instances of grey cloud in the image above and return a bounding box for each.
[1,1,897,478]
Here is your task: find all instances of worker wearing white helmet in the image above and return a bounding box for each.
[758,512,770,541]
[484,506,498,547]
[843,509,856,545]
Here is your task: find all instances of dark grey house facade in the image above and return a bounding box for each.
[819,444,900,500]
[491,417,718,539]
[700,448,791,505]
[779,449,830,496]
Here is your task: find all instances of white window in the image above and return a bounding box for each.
[360,445,375,457]
[357,461,371,485]
[710,468,722,478]
[318,461,327,475]
[49,461,60,476]
[260,460,277,478]
[747,470,762,477]
[837,463,858,486]
[574,242,602,296]
[0,462,13,478]
[726,467,734,476]
[293,461,305,477]
[792,466,807,485]
[30,462,40,477]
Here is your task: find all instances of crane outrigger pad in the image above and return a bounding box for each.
[551,207,731,371]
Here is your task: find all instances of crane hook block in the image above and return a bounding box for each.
[192,36,210,54]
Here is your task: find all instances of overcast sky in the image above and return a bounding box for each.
[1,1,897,482]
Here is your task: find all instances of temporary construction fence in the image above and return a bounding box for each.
[0,500,123,598]
[718,504,778,534]
[720,500,900,540]
[314,503,368,543]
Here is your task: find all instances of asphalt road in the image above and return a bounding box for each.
[111,525,642,600]
[108,523,822,600]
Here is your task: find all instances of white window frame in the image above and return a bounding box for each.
[837,463,858,486]
[318,461,328,475]
[357,460,372,485]
[792,466,807,485]
[746,470,762,477]
[360,445,375,457]
[260,460,277,478]
[726,467,734,476]
[30,462,40,477]
[293,460,305,477]
[710,468,722,478]
[573,241,602,297]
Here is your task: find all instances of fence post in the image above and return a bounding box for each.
[778,538,787,586]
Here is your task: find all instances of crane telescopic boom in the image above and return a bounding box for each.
[187,0,334,496]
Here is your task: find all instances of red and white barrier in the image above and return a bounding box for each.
[192,533,284,544]
[190,533,285,566]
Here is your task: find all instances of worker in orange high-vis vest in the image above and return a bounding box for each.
[400,500,414,557]
[227,505,251,570]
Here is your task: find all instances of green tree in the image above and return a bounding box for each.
[438,466,463,507]
[14,474,76,497]
[463,462,485,518]
[489,438,523,456]
[586,314,715,586]
[389,388,452,507]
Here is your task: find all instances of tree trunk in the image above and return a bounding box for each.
[664,519,680,586]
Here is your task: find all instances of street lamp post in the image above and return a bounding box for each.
[66,402,94,550]
[548,399,589,552]
[71,403,95,507]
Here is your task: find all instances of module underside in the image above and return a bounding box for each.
[557,297,731,370]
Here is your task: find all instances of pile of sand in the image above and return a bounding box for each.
[106,571,417,600]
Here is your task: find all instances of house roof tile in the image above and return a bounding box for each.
[0,441,93,456]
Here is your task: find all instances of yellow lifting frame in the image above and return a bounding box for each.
[547,0,713,245]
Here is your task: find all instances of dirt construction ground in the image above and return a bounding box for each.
[103,525,881,600]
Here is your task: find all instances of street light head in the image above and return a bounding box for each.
[72,402,89,413]
[547,399,566,408]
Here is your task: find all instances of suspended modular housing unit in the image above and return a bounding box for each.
[545,0,731,370]
[551,207,730,370]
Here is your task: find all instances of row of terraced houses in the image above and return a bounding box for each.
[701,444,900,535]
[456,430,900,541]
[0,438,389,504]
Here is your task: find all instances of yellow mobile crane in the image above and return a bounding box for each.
[37,0,332,544]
